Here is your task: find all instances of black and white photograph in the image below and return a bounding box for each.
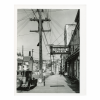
[16,8,80,93]
[1,0,100,99]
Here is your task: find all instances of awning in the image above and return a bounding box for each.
[66,49,79,61]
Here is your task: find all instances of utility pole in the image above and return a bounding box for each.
[22,45,24,68]
[53,55,54,74]
[22,45,24,57]
[32,49,34,72]
[32,49,34,58]
[60,54,62,73]
[38,9,43,78]
[50,54,52,72]
[30,9,51,83]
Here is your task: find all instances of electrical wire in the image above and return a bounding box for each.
[50,9,70,12]
[52,32,64,44]
[17,12,32,22]
[17,10,33,35]
[46,10,52,44]
[57,24,76,45]
[50,21,63,39]
[31,9,37,19]
[50,25,59,43]
[49,10,52,44]
[17,48,50,57]
[31,9,50,55]
[47,11,64,43]
[18,33,33,37]
[17,19,29,34]
[49,14,64,30]
[17,19,28,29]
[32,9,50,57]
[42,20,49,45]
[42,34,49,53]
[43,10,51,45]
[57,40,64,45]
[24,9,32,18]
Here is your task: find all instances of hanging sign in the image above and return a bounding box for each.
[50,45,70,55]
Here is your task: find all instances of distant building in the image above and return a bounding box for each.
[23,56,33,71]
[17,55,23,71]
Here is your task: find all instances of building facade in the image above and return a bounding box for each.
[23,56,33,71]
[17,55,23,71]
[64,10,80,81]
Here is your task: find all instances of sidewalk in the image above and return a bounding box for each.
[64,76,79,93]
[19,74,76,93]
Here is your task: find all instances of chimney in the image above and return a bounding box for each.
[29,51,31,56]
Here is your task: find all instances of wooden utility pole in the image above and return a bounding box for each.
[53,55,54,73]
[61,54,62,73]
[22,45,24,57]
[32,49,34,58]
[38,10,43,78]
[50,54,52,72]
[32,49,34,72]
[30,9,51,82]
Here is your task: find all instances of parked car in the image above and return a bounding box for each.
[17,70,37,90]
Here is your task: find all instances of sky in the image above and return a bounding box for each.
[17,9,78,60]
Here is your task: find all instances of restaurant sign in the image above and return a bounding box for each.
[50,45,70,55]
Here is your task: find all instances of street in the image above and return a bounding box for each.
[17,9,80,94]
[17,74,79,93]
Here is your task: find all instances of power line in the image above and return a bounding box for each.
[31,9,50,54]
[46,10,52,44]
[18,11,32,14]
[42,10,51,45]
[50,21,63,39]
[49,14,64,30]
[43,29,49,45]
[50,9,70,12]
[50,24,59,43]
[17,18,28,29]
[24,9,32,18]
[17,12,32,22]
[52,32,64,44]
[17,10,33,34]
[42,34,49,53]
[57,40,64,45]
[18,19,28,33]
[41,12,49,45]
[17,19,29,34]
[49,10,52,44]
[18,33,33,37]
[45,11,63,44]
[17,48,50,56]
[31,9,37,19]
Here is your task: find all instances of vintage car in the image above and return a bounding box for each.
[17,70,37,90]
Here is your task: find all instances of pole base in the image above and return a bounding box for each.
[37,78,44,86]
[37,82,44,86]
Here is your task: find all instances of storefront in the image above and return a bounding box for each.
[66,49,80,81]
